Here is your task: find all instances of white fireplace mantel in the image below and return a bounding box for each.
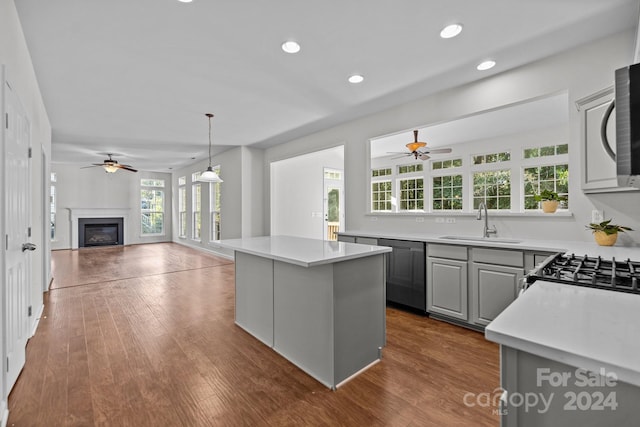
[68,208,130,249]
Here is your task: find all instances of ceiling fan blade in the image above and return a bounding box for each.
[418,154,431,161]
[118,165,138,172]
[390,154,410,159]
[426,148,453,154]
[80,164,102,169]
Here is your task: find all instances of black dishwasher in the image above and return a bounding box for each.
[378,239,426,312]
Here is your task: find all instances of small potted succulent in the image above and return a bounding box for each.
[533,190,567,213]
[586,219,632,246]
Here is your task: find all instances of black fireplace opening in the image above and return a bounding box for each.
[78,217,124,248]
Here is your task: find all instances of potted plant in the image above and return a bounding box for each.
[586,219,632,246]
[533,190,567,213]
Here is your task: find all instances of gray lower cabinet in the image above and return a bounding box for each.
[471,248,524,327]
[427,244,469,320]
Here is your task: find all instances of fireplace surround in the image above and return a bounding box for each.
[68,208,130,250]
[78,217,124,247]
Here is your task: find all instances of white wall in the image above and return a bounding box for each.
[51,165,172,249]
[264,30,640,245]
[172,146,265,257]
[271,146,344,239]
[0,0,52,420]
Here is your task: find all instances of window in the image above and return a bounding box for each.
[372,167,392,177]
[178,176,186,238]
[473,151,511,165]
[209,167,222,241]
[432,158,462,170]
[192,172,202,240]
[432,174,463,210]
[398,164,423,174]
[50,173,56,240]
[398,178,424,211]
[524,164,569,210]
[371,181,392,211]
[140,179,165,235]
[324,170,342,180]
[524,144,568,159]
[473,170,511,210]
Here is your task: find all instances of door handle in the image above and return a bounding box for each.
[22,243,36,252]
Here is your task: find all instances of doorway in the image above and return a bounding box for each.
[323,168,344,241]
[3,74,32,395]
[270,146,344,240]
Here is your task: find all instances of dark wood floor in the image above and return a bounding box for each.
[9,242,500,426]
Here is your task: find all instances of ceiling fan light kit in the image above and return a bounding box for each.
[83,153,138,173]
[387,130,452,161]
[198,113,223,183]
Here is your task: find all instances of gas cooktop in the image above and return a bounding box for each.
[526,253,640,295]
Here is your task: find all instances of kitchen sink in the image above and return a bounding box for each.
[439,235,522,244]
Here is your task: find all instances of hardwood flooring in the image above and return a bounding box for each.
[9,242,499,426]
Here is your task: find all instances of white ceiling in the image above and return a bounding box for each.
[14,0,639,172]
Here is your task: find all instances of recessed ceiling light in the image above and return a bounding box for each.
[348,74,364,84]
[281,41,301,54]
[440,24,463,39]
[177,0,193,3]
[477,60,496,71]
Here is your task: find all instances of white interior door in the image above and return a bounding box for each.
[323,168,344,241]
[4,78,32,393]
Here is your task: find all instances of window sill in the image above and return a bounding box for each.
[140,234,165,238]
[367,211,574,218]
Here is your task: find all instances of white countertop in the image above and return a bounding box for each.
[485,280,640,387]
[218,235,391,267]
[339,230,640,260]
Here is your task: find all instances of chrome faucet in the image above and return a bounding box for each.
[477,201,497,238]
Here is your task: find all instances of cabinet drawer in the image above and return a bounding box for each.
[472,248,523,267]
[337,235,356,243]
[428,244,468,261]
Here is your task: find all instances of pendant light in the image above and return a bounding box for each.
[198,113,223,182]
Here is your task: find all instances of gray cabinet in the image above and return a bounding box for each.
[576,87,639,193]
[471,248,524,327]
[337,235,356,243]
[427,244,468,320]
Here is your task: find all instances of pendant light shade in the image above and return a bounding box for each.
[198,113,223,183]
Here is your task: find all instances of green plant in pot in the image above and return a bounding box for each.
[586,219,632,246]
[533,190,567,213]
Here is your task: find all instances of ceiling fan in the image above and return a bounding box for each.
[389,130,452,161]
[82,154,138,173]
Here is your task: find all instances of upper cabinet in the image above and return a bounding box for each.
[576,87,638,193]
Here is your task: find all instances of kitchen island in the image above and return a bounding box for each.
[485,281,640,426]
[218,235,391,389]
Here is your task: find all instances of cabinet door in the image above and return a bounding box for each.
[471,263,523,326]
[427,257,468,320]
[337,235,356,243]
[576,87,638,193]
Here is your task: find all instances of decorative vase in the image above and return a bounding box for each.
[593,231,618,246]
[541,200,559,213]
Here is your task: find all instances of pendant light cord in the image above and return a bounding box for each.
[207,113,214,168]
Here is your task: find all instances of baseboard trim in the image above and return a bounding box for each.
[1,401,8,427]
[30,304,45,338]
[172,239,234,261]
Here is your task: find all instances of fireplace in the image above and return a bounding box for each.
[78,217,124,248]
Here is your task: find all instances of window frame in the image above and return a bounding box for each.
[140,178,165,236]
